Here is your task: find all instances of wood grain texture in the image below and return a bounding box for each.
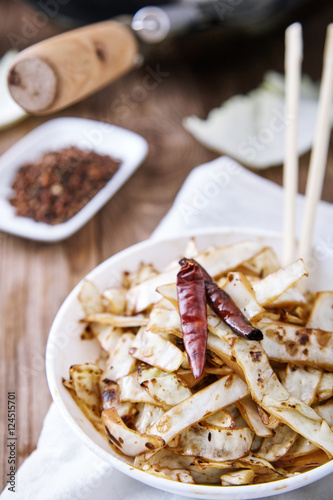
[0,0,333,490]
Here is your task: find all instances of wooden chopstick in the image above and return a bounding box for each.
[283,23,303,267]
[299,24,333,261]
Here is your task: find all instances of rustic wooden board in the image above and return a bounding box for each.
[0,0,332,490]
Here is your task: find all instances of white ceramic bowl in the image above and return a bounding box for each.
[46,227,333,499]
[0,117,148,242]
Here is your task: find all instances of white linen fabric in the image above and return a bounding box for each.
[2,156,333,500]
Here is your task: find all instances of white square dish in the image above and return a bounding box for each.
[0,117,148,242]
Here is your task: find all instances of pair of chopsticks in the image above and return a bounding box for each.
[282,23,333,267]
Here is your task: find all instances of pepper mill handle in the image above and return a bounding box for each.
[7,21,139,115]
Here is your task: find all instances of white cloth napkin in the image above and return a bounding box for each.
[152,156,333,245]
[2,156,333,500]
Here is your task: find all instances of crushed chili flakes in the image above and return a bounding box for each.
[9,147,121,225]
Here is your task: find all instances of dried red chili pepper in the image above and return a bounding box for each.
[177,259,208,378]
[179,258,263,341]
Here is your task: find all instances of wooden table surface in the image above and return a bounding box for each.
[1,0,333,490]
